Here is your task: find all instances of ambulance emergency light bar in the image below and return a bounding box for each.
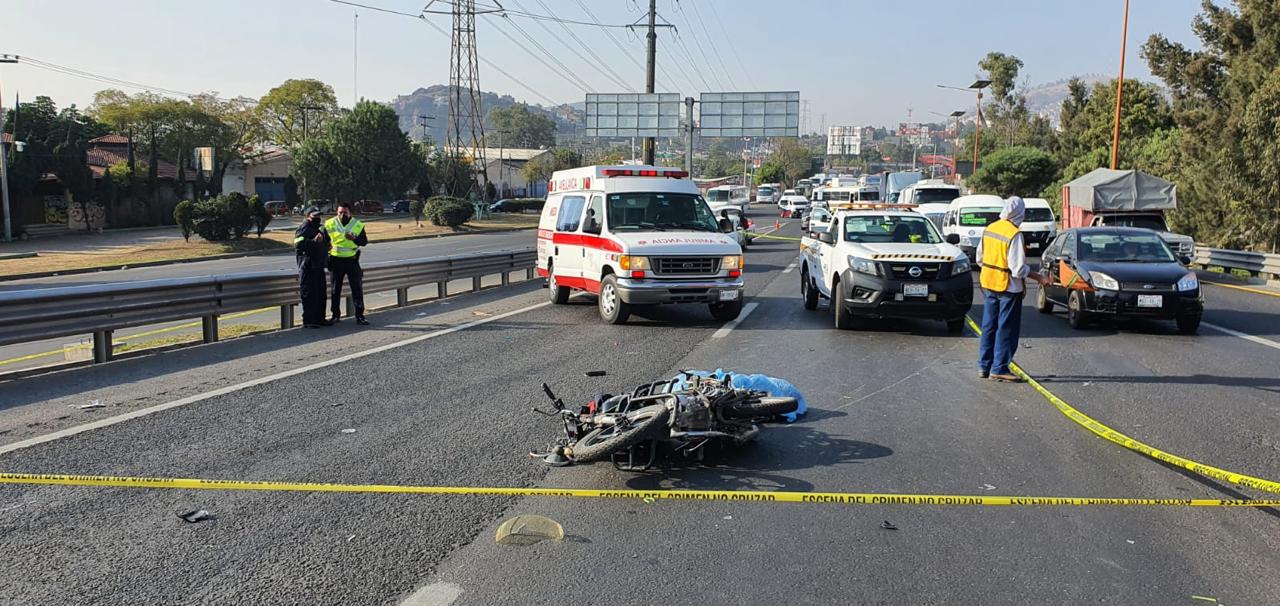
[698,91,800,138]
[583,93,682,138]
[547,167,689,192]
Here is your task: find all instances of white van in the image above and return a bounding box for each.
[1021,197,1057,255]
[901,180,963,232]
[539,166,745,324]
[706,185,750,212]
[942,194,1005,262]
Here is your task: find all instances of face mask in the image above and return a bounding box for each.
[310,216,322,225]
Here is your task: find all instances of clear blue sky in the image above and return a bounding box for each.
[1,0,1206,128]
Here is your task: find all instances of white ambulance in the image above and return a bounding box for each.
[538,165,745,324]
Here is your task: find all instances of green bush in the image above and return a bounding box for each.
[174,200,195,242]
[425,196,473,229]
[191,193,257,241]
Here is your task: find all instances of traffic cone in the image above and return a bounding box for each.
[774,219,781,230]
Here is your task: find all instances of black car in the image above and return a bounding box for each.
[1036,227,1202,333]
[389,200,411,213]
[490,199,520,213]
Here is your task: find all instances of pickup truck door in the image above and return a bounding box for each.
[814,218,839,297]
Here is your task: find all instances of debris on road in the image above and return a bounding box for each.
[74,400,105,410]
[980,484,996,491]
[584,370,607,377]
[1190,596,1218,603]
[177,509,213,523]
[341,428,356,434]
[495,514,564,546]
[880,520,898,531]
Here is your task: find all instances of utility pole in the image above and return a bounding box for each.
[0,54,16,242]
[1110,0,1130,169]
[643,0,657,166]
[353,10,360,105]
[417,115,435,145]
[684,97,695,175]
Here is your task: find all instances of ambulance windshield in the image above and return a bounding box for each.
[606,193,720,232]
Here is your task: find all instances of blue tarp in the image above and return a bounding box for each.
[672,369,808,423]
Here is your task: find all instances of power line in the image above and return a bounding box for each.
[680,0,738,90]
[668,26,716,91]
[705,3,756,89]
[12,55,209,99]
[509,0,634,91]
[417,16,567,107]
[667,7,724,90]
[487,14,595,93]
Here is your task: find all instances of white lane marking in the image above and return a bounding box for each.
[711,301,760,339]
[400,582,463,606]
[0,302,552,457]
[1201,321,1280,352]
[782,260,798,274]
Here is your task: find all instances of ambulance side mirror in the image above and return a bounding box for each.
[945,234,961,245]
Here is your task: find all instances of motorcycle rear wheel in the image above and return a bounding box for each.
[567,404,671,463]
[723,396,798,420]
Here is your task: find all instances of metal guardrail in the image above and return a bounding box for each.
[0,248,537,364]
[1193,246,1280,280]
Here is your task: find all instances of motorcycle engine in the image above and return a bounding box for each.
[671,394,713,430]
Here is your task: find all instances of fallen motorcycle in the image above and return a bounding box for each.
[530,374,798,471]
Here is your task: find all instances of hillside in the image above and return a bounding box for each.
[387,84,582,145]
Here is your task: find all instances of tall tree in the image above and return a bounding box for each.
[768,138,813,186]
[292,101,421,202]
[255,79,340,149]
[522,148,582,184]
[486,104,557,149]
[1142,0,1280,250]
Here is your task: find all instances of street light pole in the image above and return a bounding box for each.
[1110,0,1131,169]
[0,54,17,242]
[937,82,989,175]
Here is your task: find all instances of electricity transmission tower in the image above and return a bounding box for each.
[448,0,487,195]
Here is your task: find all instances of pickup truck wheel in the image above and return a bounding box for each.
[1067,290,1089,329]
[1176,313,1201,334]
[709,298,743,322]
[598,275,631,324]
[801,269,819,310]
[547,265,570,304]
[832,279,852,330]
[1035,284,1055,313]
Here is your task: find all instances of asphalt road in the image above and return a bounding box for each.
[0,213,1277,605]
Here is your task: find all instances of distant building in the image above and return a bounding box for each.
[459,147,552,198]
[223,147,293,201]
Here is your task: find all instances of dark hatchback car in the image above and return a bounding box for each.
[1035,227,1203,333]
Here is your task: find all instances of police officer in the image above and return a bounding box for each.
[294,206,330,328]
[325,202,370,325]
[976,196,1049,382]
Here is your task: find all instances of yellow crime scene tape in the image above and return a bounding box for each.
[1203,280,1280,299]
[963,316,1280,494]
[1,473,1277,507]
[751,233,802,242]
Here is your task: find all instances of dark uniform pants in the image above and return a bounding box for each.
[299,268,328,325]
[329,256,365,318]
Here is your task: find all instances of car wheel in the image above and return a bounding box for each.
[1035,285,1055,314]
[548,265,570,304]
[1176,314,1201,334]
[1067,290,1088,329]
[597,274,631,324]
[832,278,852,330]
[801,269,819,310]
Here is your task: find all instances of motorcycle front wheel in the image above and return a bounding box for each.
[567,404,670,463]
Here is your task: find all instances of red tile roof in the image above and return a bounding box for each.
[89,134,129,145]
[86,146,191,181]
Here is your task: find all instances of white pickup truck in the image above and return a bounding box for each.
[799,205,974,333]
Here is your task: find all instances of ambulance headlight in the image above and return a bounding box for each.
[721,255,743,271]
[619,256,649,271]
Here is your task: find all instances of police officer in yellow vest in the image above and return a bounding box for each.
[976,196,1048,382]
[325,202,370,325]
